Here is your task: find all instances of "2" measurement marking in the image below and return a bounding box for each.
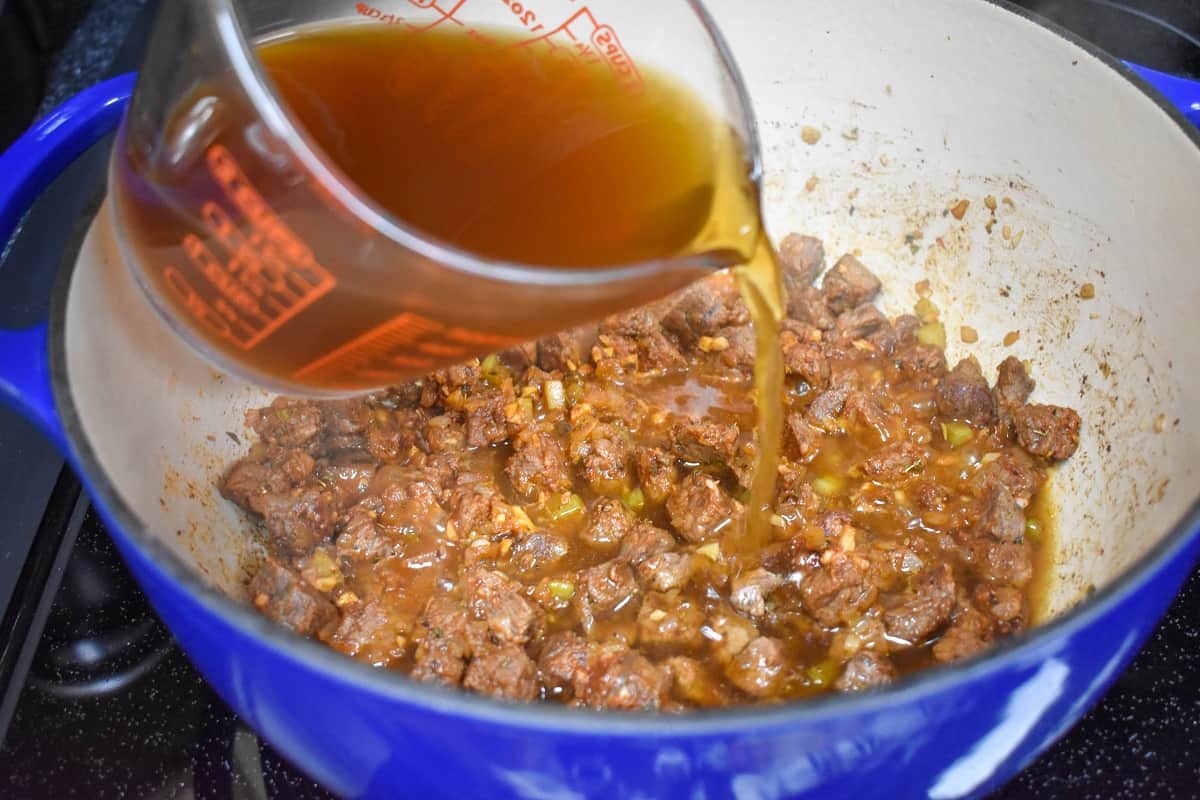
[499,0,545,33]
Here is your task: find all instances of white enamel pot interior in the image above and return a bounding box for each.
[51,0,1200,772]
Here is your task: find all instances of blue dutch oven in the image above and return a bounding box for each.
[1,1,1199,798]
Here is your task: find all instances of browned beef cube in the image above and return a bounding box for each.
[581,497,636,551]
[975,485,1025,543]
[618,522,677,565]
[248,399,323,448]
[836,303,890,342]
[317,458,376,502]
[725,636,786,697]
[508,531,569,579]
[335,497,395,562]
[936,358,996,424]
[786,414,823,464]
[822,254,881,314]
[972,538,1034,588]
[861,441,926,484]
[666,656,730,707]
[412,595,479,686]
[506,427,572,499]
[893,314,920,343]
[252,487,339,557]
[599,309,687,372]
[914,479,951,511]
[580,560,639,614]
[249,559,338,638]
[730,568,783,618]
[463,567,542,644]
[666,472,743,543]
[787,285,837,330]
[975,584,1027,634]
[932,605,993,663]
[670,417,739,464]
[660,276,749,346]
[1013,404,1081,460]
[800,550,879,627]
[635,551,696,593]
[711,324,756,372]
[583,649,669,711]
[994,356,1035,409]
[445,483,499,541]
[782,338,830,389]
[807,378,855,427]
[332,600,411,666]
[634,446,679,505]
[636,592,706,650]
[834,651,896,692]
[537,631,597,698]
[896,343,948,379]
[883,564,956,644]
[971,449,1046,506]
[569,418,630,494]
[845,391,896,443]
[463,643,538,701]
[220,450,314,506]
[366,407,427,461]
[464,390,510,448]
[536,326,597,373]
[779,233,825,290]
[422,414,466,454]
[221,460,274,508]
[499,341,538,372]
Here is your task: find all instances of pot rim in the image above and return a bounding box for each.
[50,0,1200,736]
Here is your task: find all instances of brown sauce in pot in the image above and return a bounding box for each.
[224,232,1082,708]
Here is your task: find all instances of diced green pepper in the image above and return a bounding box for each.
[621,487,645,513]
[547,492,585,521]
[812,475,846,498]
[806,658,841,687]
[940,421,974,448]
[480,354,499,374]
[565,375,585,407]
[696,542,721,561]
[517,397,534,420]
[914,297,940,323]
[547,579,576,600]
[916,322,946,348]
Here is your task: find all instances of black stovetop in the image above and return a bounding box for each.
[0,1,1198,797]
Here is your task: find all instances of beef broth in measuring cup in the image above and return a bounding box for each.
[111,5,771,393]
[112,0,785,549]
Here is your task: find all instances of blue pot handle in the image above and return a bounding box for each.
[1125,61,1200,129]
[0,73,135,450]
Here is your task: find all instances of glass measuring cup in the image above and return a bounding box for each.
[110,0,763,395]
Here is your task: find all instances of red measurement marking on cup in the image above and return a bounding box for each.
[295,313,524,384]
[354,2,406,25]
[355,0,468,31]
[497,0,545,34]
[515,6,643,92]
[159,145,336,350]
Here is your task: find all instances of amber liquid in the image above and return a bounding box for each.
[114,23,783,549]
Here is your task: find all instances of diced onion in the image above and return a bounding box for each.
[545,380,566,410]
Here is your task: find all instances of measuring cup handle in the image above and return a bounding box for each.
[1125,61,1200,130]
[0,72,135,450]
